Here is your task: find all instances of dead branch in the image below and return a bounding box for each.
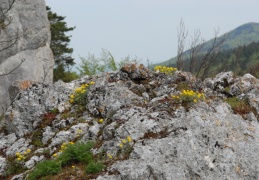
[195,28,225,79]
[0,58,25,76]
[177,19,188,70]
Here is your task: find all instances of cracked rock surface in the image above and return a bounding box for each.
[0,64,259,179]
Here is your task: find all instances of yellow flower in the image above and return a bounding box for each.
[193,99,197,103]
[72,165,75,168]
[69,142,74,145]
[127,136,132,142]
[98,118,104,124]
[76,129,83,133]
[107,154,113,159]
[122,139,127,144]
[16,157,21,161]
[89,81,95,85]
[119,143,123,148]
[53,153,58,157]
[26,149,31,153]
[23,151,27,155]
[15,152,20,156]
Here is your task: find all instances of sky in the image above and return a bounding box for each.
[45,0,259,68]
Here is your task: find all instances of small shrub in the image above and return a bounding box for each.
[117,136,133,158]
[57,141,94,166]
[70,82,95,105]
[50,108,59,114]
[27,160,61,180]
[154,66,177,75]
[172,90,205,103]
[31,130,44,148]
[176,82,192,91]
[85,161,105,174]
[4,159,27,177]
[225,97,255,115]
[27,141,105,179]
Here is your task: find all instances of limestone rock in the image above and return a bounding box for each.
[0,64,259,179]
[0,0,54,114]
[0,156,7,175]
[24,155,45,169]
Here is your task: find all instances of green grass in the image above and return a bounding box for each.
[225,97,255,115]
[57,141,94,166]
[3,159,27,177]
[27,141,105,179]
[27,160,61,180]
[85,161,105,174]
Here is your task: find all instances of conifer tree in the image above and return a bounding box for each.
[46,6,76,82]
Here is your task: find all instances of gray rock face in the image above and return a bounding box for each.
[0,0,54,113]
[3,81,73,137]
[0,64,259,179]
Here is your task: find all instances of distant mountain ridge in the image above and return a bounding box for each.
[156,22,259,67]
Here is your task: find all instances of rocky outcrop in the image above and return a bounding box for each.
[0,0,54,113]
[0,64,259,179]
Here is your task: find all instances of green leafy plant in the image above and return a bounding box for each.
[27,141,105,179]
[3,158,27,177]
[3,148,32,177]
[70,82,95,106]
[50,108,59,114]
[57,141,94,166]
[225,97,255,115]
[27,160,61,180]
[85,161,105,174]
[117,136,133,158]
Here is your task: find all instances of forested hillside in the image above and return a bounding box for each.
[211,41,259,78]
[167,41,259,78]
[155,22,259,74]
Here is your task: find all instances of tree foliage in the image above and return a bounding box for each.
[210,41,259,78]
[77,49,140,76]
[77,49,117,76]
[46,6,76,82]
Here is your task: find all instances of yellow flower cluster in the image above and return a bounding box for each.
[53,142,75,156]
[60,142,74,152]
[118,136,132,148]
[76,129,83,137]
[69,82,95,104]
[15,149,31,161]
[98,118,104,124]
[107,153,113,159]
[154,66,177,75]
[173,90,205,103]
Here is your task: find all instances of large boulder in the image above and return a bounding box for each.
[0,0,54,113]
[0,64,259,179]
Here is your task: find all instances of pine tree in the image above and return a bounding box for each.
[46,6,76,82]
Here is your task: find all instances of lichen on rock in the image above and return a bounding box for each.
[0,63,259,179]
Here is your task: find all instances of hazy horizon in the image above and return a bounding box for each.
[45,0,259,68]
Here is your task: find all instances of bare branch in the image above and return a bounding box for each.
[0,0,25,78]
[177,19,188,70]
[195,28,225,79]
[0,58,26,76]
[189,29,205,73]
[0,29,21,53]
